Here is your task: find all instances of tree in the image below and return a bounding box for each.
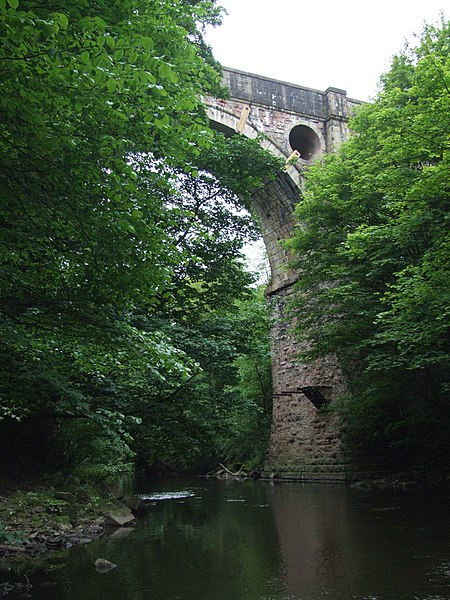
[131,286,273,473]
[129,135,281,473]
[0,0,282,477]
[0,0,220,473]
[218,287,273,470]
[287,18,450,467]
[0,0,224,317]
[154,132,282,318]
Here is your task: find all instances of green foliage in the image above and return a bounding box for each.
[131,287,273,472]
[219,288,273,469]
[0,0,279,476]
[154,132,283,318]
[0,0,222,466]
[288,19,450,466]
[56,420,135,480]
[0,521,29,545]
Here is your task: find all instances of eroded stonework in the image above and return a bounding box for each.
[266,286,356,480]
[207,68,362,481]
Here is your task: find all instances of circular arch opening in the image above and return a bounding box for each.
[289,125,321,160]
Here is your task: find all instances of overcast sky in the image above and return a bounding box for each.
[205,0,447,101]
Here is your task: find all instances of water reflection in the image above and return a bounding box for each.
[270,483,450,599]
[7,478,450,600]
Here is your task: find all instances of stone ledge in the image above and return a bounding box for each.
[261,470,359,483]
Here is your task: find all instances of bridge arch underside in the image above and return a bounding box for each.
[207,107,300,290]
[209,113,356,482]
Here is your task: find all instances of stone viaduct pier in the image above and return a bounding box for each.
[207,68,363,481]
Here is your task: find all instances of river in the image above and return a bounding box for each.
[12,477,450,600]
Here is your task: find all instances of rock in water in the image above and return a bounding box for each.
[95,558,117,572]
[109,527,133,540]
[121,495,148,515]
[103,506,135,527]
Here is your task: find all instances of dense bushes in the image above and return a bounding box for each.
[288,19,450,469]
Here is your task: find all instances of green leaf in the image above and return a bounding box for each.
[105,35,115,50]
[53,12,69,29]
[159,62,173,80]
[113,48,124,61]
[141,36,154,51]
[93,16,107,31]
[94,69,107,84]
[79,16,94,32]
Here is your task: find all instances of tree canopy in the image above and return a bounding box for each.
[0,0,281,477]
[287,19,450,466]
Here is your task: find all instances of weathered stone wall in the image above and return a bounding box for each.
[218,68,361,156]
[251,173,298,291]
[207,68,362,481]
[265,286,356,481]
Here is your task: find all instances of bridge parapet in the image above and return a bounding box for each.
[211,68,361,159]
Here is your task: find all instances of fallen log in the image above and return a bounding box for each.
[206,464,249,480]
[218,463,245,478]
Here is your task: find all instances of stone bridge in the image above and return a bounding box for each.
[207,68,363,481]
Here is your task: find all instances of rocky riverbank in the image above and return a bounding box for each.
[0,475,146,571]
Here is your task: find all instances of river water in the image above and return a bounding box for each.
[17,477,450,600]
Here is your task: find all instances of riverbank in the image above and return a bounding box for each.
[0,475,143,572]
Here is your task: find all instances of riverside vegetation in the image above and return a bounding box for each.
[0,0,279,484]
[287,17,450,473]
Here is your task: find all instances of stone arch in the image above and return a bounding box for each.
[206,103,302,291]
[206,104,302,189]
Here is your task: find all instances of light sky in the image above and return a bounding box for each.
[205,0,447,101]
